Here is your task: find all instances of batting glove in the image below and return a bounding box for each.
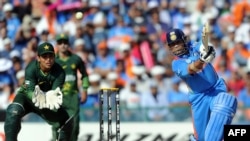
[32,85,46,109]
[199,44,216,63]
[45,87,63,110]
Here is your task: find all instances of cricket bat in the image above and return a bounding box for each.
[202,22,210,52]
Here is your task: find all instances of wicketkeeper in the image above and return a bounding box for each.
[4,42,73,141]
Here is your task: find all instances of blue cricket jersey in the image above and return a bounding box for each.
[172,41,219,93]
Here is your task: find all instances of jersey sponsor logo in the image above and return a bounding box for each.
[65,74,76,81]
[25,80,30,85]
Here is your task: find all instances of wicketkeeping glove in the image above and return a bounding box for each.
[45,87,63,110]
[199,44,216,63]
[32,85,46,109]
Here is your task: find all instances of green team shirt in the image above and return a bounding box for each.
[55,53,88,95]
[19,60,65,99]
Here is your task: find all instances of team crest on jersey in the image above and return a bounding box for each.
[185,59,191,63]
[71,64,76,69]
[63,82,71,92]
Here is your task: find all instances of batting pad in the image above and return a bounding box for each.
[205,92,237,141]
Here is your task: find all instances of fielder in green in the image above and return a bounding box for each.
[52,33,89,141]
[4,42,73,141]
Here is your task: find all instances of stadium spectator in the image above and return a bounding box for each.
[92,7,107,35]
[11,56,23,89]
[113,59,129,88]
[227,70,245,97]
[171,1,190,29]
[107,3,127,27]
[92,40,116,78]
[11,0,32,23]
[84,72,101,105]
[62,11,83,37]
[167,76,190,121]
[120,79,142,121]
[35,5,62,36]
[107,16,134,50]
[140,80,169,121]
[73,38,95,75]
[0,18,7,51]
[82,23,96,54]
[0,58,13,110]
[38,30,52,45]
[238,71,250,121]
[130,65,149,93]
[150,65,172,94]
[2,3,21,41]
[15,69,25,89]
[146,0,170,46]
[214,51,232,83]
[117,42,141,79]
[0,38,15,59]
[81,73,101,121]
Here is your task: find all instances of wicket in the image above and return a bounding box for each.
[99,88,120,141]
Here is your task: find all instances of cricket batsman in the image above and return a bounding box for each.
[165,28,238,141]
[52,33,89,141]
[4,42,73,141]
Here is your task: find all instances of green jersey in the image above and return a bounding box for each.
[55,53,88,95]
[19,60,65,99]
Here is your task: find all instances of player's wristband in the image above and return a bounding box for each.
[82,87,88,91]
[82,76,89,90]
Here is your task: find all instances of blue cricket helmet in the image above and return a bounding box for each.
[166,29,189,56]
[166,29,186,46]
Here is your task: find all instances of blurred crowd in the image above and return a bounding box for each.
[0,0,250,122]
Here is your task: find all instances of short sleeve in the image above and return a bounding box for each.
[172,59,190,77]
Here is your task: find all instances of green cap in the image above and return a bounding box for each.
[37,42,55,55]
[56,33,69,41]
